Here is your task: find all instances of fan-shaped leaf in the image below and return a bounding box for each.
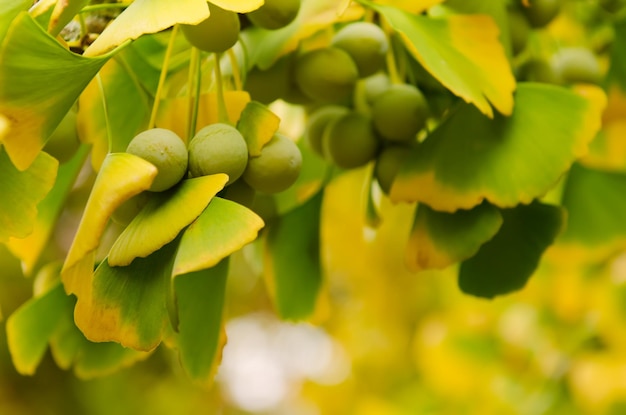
[210,0,263,13]
[236,101,280,157]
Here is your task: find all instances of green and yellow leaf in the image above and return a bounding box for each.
[236,101,280,157]
[210,0,264,13]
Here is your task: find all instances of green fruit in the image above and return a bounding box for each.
[323,112,380,169]
[371,84,429,142]
[375,145,410,195]
[305,105,349,157]
[520,0,561,28]
[188,123,248,185]
[43,109,80,163]
[223,179,256,208]
[294,47,359,103]
[243,134,302,194]
[551,47,602,85]
[508,8,530,56]
[600,0,626,13]
[248,0,300,30]
[363,72,391,105]
[112,192,150,226]
[331,22,389,78]
[181,4,240,53]
[126,128,188,192]
[245,53,311,105]
[516,58,559,83]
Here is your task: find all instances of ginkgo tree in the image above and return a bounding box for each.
[0,0,625,390]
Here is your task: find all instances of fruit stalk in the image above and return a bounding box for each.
[149,24,179,129]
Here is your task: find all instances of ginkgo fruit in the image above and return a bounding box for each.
[508,8,530,56]
[247,0,301,30]
[323,111,380,169]
[294,47,359,103]
[305,105,349,157]
[188,123,249,185]
[126,128,188,192]
[181,3,240,53]
[331,22,389,77]
[520,0,561,28]
[551,47,602,85]
[372,84,429,142]
[243,134,302,194]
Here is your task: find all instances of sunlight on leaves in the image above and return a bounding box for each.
[237,101,280,157]
[173,197,264,276]
[0,12,118,171]
[406,202,503,272]
[174,259,228,385]
[84,0,209,57]
[0,149,58,243]
[458,201,564,298]
[265,191,323,320]
[367,1,515,117]
[108,175,228,267]
[391,83,606,212]
[75,241,179,351]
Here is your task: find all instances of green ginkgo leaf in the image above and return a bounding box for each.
[0,0,31,41]
[458,201,565,298]
[75,240,179,351]
[364,0,515,117]
[61,153,157,295]
[265,191,324,320]
[0,12,120,171]
[84,0,209,57]
[47,0,89,36]
[391,83,606,212]
[210,0,264,13]
[174,259,228,385]
[108,175,228,267]
[0,149,58,243]
[406,202,503,271]
[173,197,264,276]
[236,101,281,157]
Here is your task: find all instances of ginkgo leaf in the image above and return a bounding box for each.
[0,0,30,41]
[236,101,280,157]
[0,12,120,171]
[84,0,209,57]
[173,197,264,276]
[265,191,324,320]
[364,0,515,117]
[75,241,179,351]
[458,201,565,298]
[61,153,157,295]
[375,0,443,14]
[48,0,89,36]
[0,149,58,243]
[6,283,70,375]
[108,175,228,267]
[391,83,606,212]
[7,145,88,275]
[78,57,151,171]
[174,259,228,385]
[406,202,503,272]
[210,0,264,13]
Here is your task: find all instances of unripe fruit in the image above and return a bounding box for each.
[245,53,312,105]
[371,84,429,142]
[126,128,188,192]
[188,123,248,185]
[294,47,359,103]
[520,0,561,28]
[551,47,602,85]
[305,105,349,157]
[44,109,80,163]
[363,72,391,105]
[323,112,380,169]
[331,22,389,78]
[375,145,411,195]
[516,58,559,84]
[181,4,240,53]
[243,134,302,194]
[223,179,256,208]
[508,9,530,56]
[248,0,301,30]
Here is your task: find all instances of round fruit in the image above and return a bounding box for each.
[516,58,559,83]
[520,0,561,28]
[223,179,256,208]
[294,47,359,103]
[375,145,411,195]
[331,22,389,78]
[363,72,391,105]
[323,112,380,169]
[508,8,530,56]
[248,0,300,30]
[371,83,429,142]
[305,105,349,157]
[245,53,312,105]
[600,0,626,13]
[181,4,240,53]
[551,47,602,85]
[243,134,302,194]
[44,109,80,163]
[126,128,188,192]
[188,123,248,185]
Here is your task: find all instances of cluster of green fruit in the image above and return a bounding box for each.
[119,122,301,220]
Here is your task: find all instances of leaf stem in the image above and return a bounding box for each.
[186,47,201,141]
[381,18,402,84]
[227,49,243,91]
[96,74,114,152]
[214,53,229,124]
[149,24,179,129]
[78,3,129,13]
